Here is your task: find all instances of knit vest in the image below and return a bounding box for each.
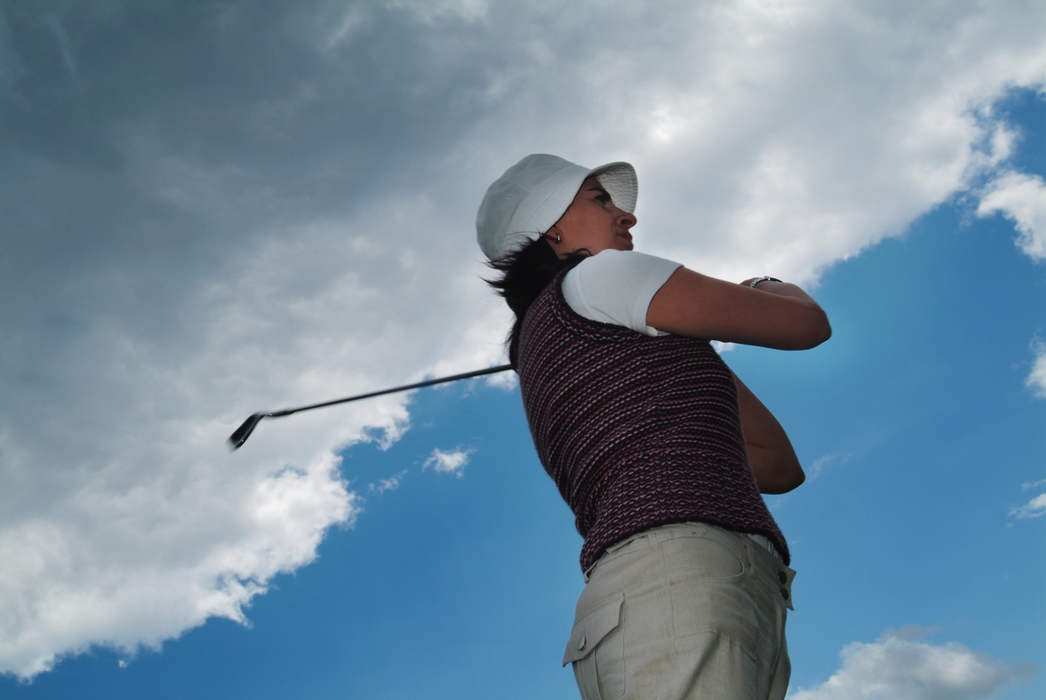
[518,272,790,572]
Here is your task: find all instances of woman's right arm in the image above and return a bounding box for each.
[646,267,831,349]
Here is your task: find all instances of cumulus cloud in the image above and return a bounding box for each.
[978,171,1046,261]
[485,369,520,391]
[789,629,1034,700]
[0,451,357,679]
[2,0,1046,679]
[423,448,475,478]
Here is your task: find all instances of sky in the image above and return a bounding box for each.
[1,1,1045,698]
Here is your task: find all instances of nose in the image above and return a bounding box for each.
[614,206,637,229]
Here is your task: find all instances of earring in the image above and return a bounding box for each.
[556,232,562,243]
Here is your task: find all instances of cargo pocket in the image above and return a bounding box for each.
[563,593,624,700]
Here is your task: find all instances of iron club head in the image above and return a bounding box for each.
[228,413,265,450]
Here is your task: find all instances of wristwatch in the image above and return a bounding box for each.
[750,276,782,288]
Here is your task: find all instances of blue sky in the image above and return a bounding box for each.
[2,3,1045,699]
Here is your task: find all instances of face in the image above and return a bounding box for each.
[547,176,637,258]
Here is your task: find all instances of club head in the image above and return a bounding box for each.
[228,413,265,450]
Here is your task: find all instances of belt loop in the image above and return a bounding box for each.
[746,532,783,562]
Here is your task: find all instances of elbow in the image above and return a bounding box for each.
[786,467,806,492]
[760,464,805,494]
[790,309,831,350]
[811,311,832,347]
[751,447,806,494]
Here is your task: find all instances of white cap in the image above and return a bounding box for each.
[476,154,637,260]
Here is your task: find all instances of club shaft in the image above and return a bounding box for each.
[229,363,514,449]
[278,364,514,415]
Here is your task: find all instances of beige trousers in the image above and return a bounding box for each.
[563,522,795,700]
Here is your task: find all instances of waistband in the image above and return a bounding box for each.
[584,523,784,582]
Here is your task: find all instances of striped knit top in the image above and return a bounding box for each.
[518,271,790,572]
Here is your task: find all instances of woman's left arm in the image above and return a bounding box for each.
[733,372,805,494]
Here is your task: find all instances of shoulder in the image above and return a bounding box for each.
[562,250,683,335]
[571,249,681,279]
[565,250,683,303]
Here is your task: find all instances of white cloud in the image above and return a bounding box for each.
[1010,493,1046,520]
[3,0,1046,680]
[485,369,520,391]
[789,630,1034,700]
[0,185,487,679]
[1011,474,1046,520]
[368,469,408,495]
[978,171,1046,261]
[423,448,475,478]
[809,452,853,479]
[1026,343,1046,398]
[0,451,356,679]
[1022,478,1046,491]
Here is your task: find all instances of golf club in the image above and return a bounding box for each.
[228,364,514,450]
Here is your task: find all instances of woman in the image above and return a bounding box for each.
[478,154,830,700]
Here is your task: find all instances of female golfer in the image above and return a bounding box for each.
[478,154,830,700]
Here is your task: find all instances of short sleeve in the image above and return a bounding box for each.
[561,250,683,336]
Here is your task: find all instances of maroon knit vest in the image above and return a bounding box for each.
[518,272,789,572]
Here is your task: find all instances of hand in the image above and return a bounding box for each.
[733,372,805,494]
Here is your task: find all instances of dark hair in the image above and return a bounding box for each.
[486,236,588,367]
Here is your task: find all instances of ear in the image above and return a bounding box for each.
[544,225,563,246]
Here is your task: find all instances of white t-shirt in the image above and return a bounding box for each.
[561,250,682,336]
